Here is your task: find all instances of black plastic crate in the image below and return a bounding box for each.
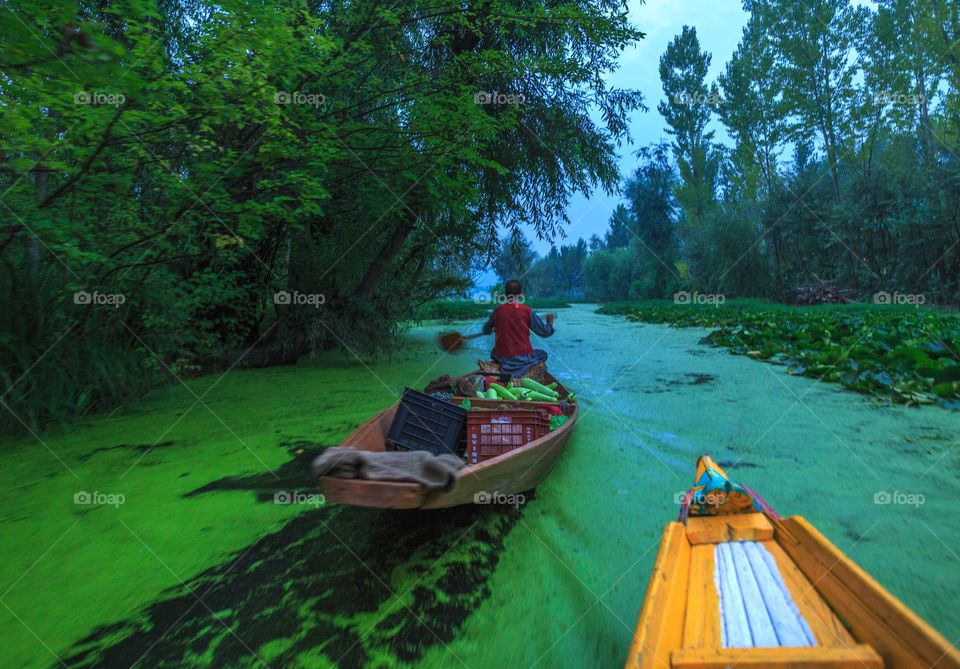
[387,388,468,457]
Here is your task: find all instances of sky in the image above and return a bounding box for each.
[528,0,749,255]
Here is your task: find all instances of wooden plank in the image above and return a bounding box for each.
[775,516,960,669]
[340,406,395,452]
[319,477,424,509]
[672,644,883,668]
[625,523,692,669]
[765,542,856,647]
[682,545,720,650]
[685,513,774,545]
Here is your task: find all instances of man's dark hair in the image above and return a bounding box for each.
[504,279,522,296]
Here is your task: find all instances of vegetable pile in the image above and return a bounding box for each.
[477,378,563,403]
[599,302,960,407]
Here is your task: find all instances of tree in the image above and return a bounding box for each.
[605,205,633,249]
[658,26,720,226]
[624,144,679,297]
[493,234,539,285]
[766,0,869,202]
[718,7,786,198]
[0,0,646,433]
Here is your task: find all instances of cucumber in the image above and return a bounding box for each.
[486,389,498,400]
[521,378,559,398]
[525,390,557,402]
[490,383,517,400]
[476,391,484,398]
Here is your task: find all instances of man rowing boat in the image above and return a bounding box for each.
[481,279,556,377]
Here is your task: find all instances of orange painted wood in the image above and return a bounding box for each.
[684,513,774,545]
[764,541,857,648]
[671,644,883,668]
[625,522,692,669]
[774,515,960,669]
[682,544,720,650]
[316,372,577,510]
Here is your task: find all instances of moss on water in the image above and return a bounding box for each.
[2,306,958,668]
[0,340,478,668]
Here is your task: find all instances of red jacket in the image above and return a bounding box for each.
[490,302,534,358]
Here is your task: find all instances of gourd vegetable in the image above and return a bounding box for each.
[521,378,559,398]
[490,383,517,400]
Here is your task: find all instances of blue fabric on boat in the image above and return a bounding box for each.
[491,349,549,377]
[714,541,817,648]
[689,458,760,516]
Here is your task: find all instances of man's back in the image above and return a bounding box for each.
[491,302,534,358]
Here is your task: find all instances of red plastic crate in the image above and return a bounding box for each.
[465,409,550,465]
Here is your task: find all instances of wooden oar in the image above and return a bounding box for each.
[437,330,485,353]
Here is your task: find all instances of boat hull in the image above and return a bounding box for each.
[318,377,577,510]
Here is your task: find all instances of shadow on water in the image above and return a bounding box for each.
[63,443,527,668]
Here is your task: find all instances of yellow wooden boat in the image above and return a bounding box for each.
[625,456,960,669]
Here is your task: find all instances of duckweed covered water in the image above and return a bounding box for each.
[2,305,958,667]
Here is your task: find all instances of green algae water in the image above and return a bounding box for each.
[2,305,958,667]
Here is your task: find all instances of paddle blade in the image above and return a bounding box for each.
[438,331,466,353]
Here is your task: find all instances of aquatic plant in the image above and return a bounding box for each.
[599,302,960,406]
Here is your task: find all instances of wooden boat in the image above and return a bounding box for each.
[625,456,960,669]
[318,371,577,510]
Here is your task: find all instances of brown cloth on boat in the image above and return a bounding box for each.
[312,448,465,491]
